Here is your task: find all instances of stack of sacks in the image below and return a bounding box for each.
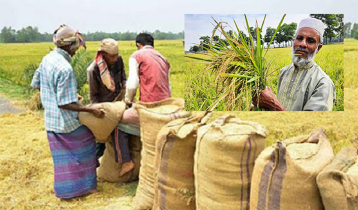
[132,98,191,210]
[317,144,358,210]
[250,129,334,210]
[153,111,212,210]
[78,101,126,142]
[194,115,267,210]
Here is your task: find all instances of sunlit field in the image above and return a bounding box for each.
[185,43,344,111]
[0,40,185,99]
[344,39,358,111]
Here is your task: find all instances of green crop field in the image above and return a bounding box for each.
[185,43,344,111]
[0,40,185,102]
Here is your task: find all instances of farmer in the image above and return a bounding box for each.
[31,24,104,199]
[86,38,133,177]
[253,17,336,111]
[124,33,171,105]
[115,33,171,173]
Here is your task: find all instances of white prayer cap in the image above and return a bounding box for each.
[297,18,325,43]
[99,38,118,55]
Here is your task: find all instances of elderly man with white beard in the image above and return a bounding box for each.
[253,17,336,111]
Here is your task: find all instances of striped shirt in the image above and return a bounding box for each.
[31,48,81,133]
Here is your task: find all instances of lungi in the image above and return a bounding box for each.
[112,107,140,163]
[47,125,97,199]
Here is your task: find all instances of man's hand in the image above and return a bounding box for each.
[252,86,286,111]
[90,107,105,118]
[252,86,275,108]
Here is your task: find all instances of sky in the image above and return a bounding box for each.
[185,14,313,50]
[0,0,357,45]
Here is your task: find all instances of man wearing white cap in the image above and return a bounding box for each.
[254,17,336,111]
[87,38,134,177]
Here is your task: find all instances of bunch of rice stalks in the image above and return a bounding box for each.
[186,14,286,111]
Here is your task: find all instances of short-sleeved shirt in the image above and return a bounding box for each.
[31,48,80,133]
[129,46,171,102]
[277,61,336,111]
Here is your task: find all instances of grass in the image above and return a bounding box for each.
[185,43,344,111]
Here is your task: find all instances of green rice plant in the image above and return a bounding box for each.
[71,48,93,91]
[21,63,38,94]
[186,14,286,111]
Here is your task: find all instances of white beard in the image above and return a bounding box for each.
[292,46,318,67]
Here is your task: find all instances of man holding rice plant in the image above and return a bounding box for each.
[87,38,136,177]
[31,24,104,199]
[254,17,336,111]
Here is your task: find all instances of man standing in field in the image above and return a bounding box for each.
[31,24,104,199]
[87,38,134,176]
[254,17,336,111]
[113,33,171,175]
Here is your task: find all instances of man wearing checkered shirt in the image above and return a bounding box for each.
[31,25,104,199]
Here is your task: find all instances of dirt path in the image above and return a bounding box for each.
[0,96,23,114]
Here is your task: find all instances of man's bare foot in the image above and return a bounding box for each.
[120,160,135,176]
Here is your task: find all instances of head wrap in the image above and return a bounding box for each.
[297,18,325,44]
[53,24,86,50]
[99,38,118,55]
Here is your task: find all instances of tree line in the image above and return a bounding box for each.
[189,14,344,53]
[0,26,184,43]
[344,22,358,39]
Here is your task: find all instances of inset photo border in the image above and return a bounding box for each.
[184,14,344,111]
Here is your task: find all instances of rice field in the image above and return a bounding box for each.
[185,43,344,111]
[0,39,358,209]
[344,39,358,111]
[0,40,185,99]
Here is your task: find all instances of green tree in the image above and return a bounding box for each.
[351,23,358,39]
[16,26,41,43]
[264,27,276,47]
[275,23,297,47]
[0,27,16,43]
[344,22,352,38]
[310,14,340,44]
[189,45,200,53]
[199,36,210,50]
[336,14,344,42]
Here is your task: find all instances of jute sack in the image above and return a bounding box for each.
[317,145,358,210]
[132,98,191,210]
[153,111,213,210]
[97,134,142,182]
[78,101,126,142]
[250,129,334,210]
[194,115,267,210]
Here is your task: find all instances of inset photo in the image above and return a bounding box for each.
[184,14,343,111]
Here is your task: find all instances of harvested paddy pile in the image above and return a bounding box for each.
[0,112,136,210]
